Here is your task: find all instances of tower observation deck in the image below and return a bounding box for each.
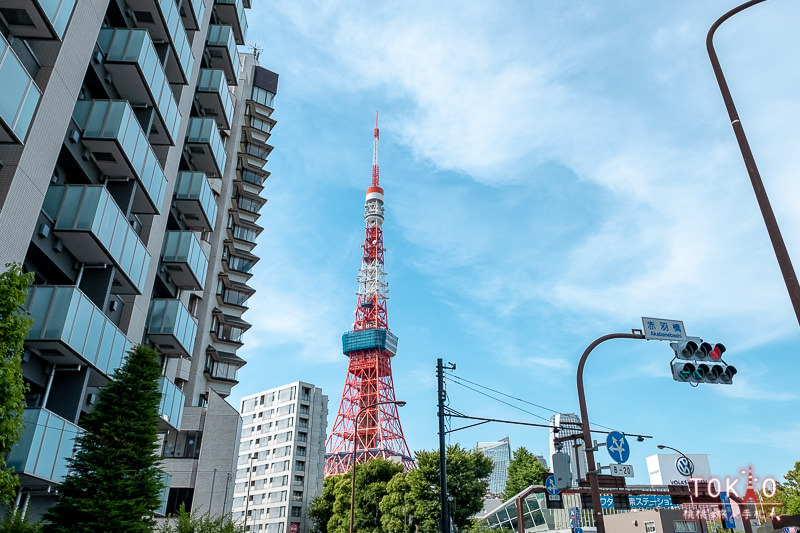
[323,115,414,476]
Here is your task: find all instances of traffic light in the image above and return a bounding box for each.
[670,337,734,385]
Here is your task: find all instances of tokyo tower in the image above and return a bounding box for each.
[323,114,414,476]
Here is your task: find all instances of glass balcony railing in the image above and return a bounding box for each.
[174,171,217,231]
[179,0,204,31]
[161,231,209,289]
[195,69,234,129]
[72,100,167,214]
[185,117,227,178]
[126,0,193,84]
[7,409,81,483]
[158,376,185,431]
[205,25,240,85]
[0,0,75,40]
[146,299,198,358]
[25,285,133,375]
[0,34,41,144]
[96,29,181,146]
[157,471,172,516]
[42,185,151,294]
[214,0,247,45]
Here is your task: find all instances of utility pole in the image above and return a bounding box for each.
[437,358,455,533]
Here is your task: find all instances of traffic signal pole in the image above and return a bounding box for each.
[577,332,645,533]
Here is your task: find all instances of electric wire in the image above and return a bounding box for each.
[444,371,620,432]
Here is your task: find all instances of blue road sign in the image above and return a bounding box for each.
[675,455,694,477]
[569,508,576,518]
[545,475,559,495]
[575,528,583,533]
[606,431,630,464]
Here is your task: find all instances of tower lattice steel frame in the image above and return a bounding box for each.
[323,114,414,476]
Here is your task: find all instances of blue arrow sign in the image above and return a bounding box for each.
[545,475,560,495]
[606,431,630,464]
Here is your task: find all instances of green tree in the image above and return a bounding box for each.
[309,458,402,533]
[778,462,800,515]
[502,447,549,501]
[309,474,346,533]
[43,345,166,532]
[383,445,493,533]
[0,262,34,505]
[0,508,43,533]
[154,503,246,533]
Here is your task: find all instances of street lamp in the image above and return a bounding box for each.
[657,445,702,532]
[350,399,406,533]
[707,0,800,329]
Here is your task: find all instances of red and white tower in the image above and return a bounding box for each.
[324,114,414,476]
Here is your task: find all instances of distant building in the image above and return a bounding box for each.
[549,413,588,487]
[234,382,328,533]
[477,437,512,495]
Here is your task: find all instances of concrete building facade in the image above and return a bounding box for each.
[0,0,277,519]
[234,382,328,533]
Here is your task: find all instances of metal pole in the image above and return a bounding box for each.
[707,0,800,329]
[577,332,645,533]
[437,358,450,533]
[658,445,701,531]
[350,410,360,533]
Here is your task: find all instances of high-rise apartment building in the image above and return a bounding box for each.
[0,0,277,519]
[476,437,512,496]
[234,382,328,533]
[549,413,588,487]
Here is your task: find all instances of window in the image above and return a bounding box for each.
[644,522,656,533]
[162,431,203,459]
[291,507,301,517]
[165,488,194,515]
[673,521,699,532]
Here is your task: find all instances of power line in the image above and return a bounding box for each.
[444,371,618,432]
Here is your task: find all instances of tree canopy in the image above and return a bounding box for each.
[778,461,800,515]
[0,263,34,505]
[43,344,165,532]
[502,447,549,501]
[310,446,492,533]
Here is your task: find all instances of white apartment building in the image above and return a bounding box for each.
[234,382,328,533]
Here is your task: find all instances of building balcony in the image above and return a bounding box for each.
[227,217,262,245]
[25,285,133,376]
[96,28,181,146]
[233,186,266,217]
[0,33,41,143]
[213,0,247,45]
[222,244,258,277]
[7,408,81,484]
[157,471,172,516]
[126,0,194,84]
[210,311,250,346]
[241,139,273,165]
[147,299,198,358]
[179,0,204,32]
[72,100,167,214]
[204,347,244,387]
[173,171,217,231]
[205,25,239,85]
[237,162,269,189]
[161,231,208,290]
[185,117,227,178]
[158,376,185,431]
[0,0,75,40]
[42,185,151,294]
[195,69,234,130]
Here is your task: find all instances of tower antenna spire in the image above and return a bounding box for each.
[372,111,380,187]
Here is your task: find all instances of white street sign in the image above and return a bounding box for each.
[609,463,634,477]
[641,317,686,341]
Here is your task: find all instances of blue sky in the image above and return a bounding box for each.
[234,1,800,486]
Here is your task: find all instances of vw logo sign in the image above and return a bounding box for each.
[676,456,695,477]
